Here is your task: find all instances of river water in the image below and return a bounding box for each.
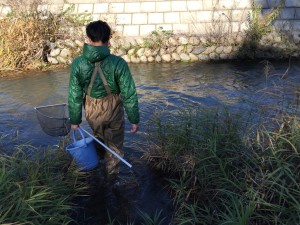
[0,60,299,224]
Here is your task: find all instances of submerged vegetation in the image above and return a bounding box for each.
[141,71,300,224]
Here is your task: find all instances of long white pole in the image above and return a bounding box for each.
[79,127,132,168]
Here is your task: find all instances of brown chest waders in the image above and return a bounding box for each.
[84,61,124,176]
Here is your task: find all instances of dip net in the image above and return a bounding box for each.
[35,103,71,137]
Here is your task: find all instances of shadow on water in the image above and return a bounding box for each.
[71,150,174,225]
[0,60,300,224]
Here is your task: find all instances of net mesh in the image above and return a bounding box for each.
[35,104,71,137]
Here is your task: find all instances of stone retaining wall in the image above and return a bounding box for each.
[1,0,300,66]
[1,0,300,39]
[47,30,299,65]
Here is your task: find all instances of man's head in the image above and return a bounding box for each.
[86,20,111,45]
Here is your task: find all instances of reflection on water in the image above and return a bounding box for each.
[0,61,299,147]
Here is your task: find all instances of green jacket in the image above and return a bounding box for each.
[68,43,140,125]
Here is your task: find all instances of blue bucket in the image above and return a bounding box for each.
[66,128,99,171]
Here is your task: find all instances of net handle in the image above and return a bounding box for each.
[34,103,67,110]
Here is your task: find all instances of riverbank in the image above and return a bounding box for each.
[46,29,299,65]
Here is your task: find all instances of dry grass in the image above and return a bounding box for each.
[0,16,59,71]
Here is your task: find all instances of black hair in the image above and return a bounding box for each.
[86,20,111,43]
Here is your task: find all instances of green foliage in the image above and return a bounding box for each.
[139,209,166,225]
[238,0,284,59]
[143,27,173,49]
[62,2,93,26]
[0,138,89,224]
[141,96,300,224]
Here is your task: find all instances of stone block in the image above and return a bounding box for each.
[156,24,173,31]
[91,14,100,21]
[285,0,300,7]
[156,1,171,12]
[1,5,11,15]
[231,21,244,33]
[100,14,117,25]
[171,1,187,11]
[231,9,249,22]
[116,14,132,25]
[78,4,93,14]
[125,2,141,13]
[236,0,252,9]
[114,25,124,34]
[279,8,297,20]
[296,9,300,19]
[187,1,203,11]
[217,0,240,9]
[180,12,197,23]
[173,23,189,33]
[132,13,148,24]
[46,0,64,4]
[196,11,213,22]
[202,0,215,10]
[148,13,164,24]
[254,0,268,8]
[289,21,300,30]
[189,23,207,35]
[123,25,140,36]
[140,25,156,36]
[109,3,124,13]
[164,12,180,23]
[67,0,98,3]
[93,3,109,13]
[141,2,155,12]
[268,0,286,7]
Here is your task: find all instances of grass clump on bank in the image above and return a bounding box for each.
[0,137,90,224]
[141,102,300,224]
[0,0,90,73]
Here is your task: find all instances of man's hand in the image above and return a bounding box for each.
[71,124,79,130]
[130,124,139,133]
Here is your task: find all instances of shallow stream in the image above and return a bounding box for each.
[0,60,299,224]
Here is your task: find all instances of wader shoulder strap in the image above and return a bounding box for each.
[97,65,111,95]
[87,62,111,96]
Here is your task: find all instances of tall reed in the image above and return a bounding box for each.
[0,137,90,224]
[141,98,300,224]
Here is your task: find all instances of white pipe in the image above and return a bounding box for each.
[79,127,132,168]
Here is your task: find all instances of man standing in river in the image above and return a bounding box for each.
[68,20,140,185]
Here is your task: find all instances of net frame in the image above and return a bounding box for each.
[35,103,71,137]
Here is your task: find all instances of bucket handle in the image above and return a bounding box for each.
[72,128,87,147]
